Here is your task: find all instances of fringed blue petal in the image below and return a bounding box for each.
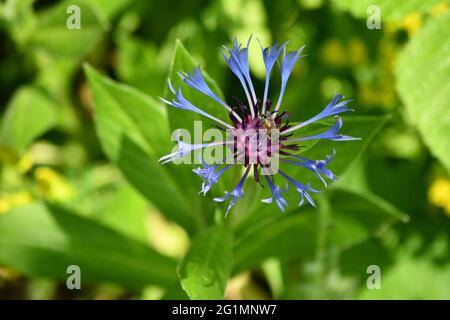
[214,166,251,216]
[179,66,242,122]
[286,117,360,142]
[274,46,306,113]
[223,37,257,116]
[159,79,233,128]
[193,159,231,195]
[278,170,319,207]
[283,94,353,134]
[158,131,226,164]
[261,176,289,212]
[259,41,288,109]
[283,149,337,187]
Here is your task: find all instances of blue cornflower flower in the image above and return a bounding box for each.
[159,37,360,215]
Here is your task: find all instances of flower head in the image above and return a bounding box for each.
[159,37,360,215]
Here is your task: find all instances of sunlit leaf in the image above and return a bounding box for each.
[0,86,56,154]
[0,203,177,289]
[233,188,405,272]
[29,0,108,60]
[84,64,198,234]
[178,226,233,299]
[396,12,450,173]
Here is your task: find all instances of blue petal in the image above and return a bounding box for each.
[179,66,241,121]
[193,159,230,195]
[214,166,250,216]
[283,94,353,134]
[261,176,289,212]
[283,149,337,187]
[159,80,233,128]
[223,37,257,116]
[158,130,227,164]
[278,170,318,207]
[274,46,306,113]
[286,117,361,142]
[259,41,288,108]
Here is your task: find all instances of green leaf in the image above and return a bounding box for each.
[233,189,405,272]
[1,0,36,46]
[331,0,442,20]
[178,227,233,299]
[94,186,149,244]
[0,202,177,289]
[0,86,56,153]
[116,37,165,97]
[90,0,132,19]
[233,210,318,272]
[84,64,198,234]
[396,12,450,173]
[28,0,108,60]
[351,232,450,299]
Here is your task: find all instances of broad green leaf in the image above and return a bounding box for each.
[351,233,450,299]
[331,0,442,20]
[94,186,149,244]
[0,86,56,153]
[28,0,108,60]
[396,12,450,173]
[116,37,165,97]
[233,210,318,272]
[84,64,198,234]
[233,189,405,272]
[178,226,233,299]
[0,202,177,289]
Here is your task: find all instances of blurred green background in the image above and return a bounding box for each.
[0,0,449,300]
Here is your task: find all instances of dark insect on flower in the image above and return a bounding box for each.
[159,37,360,216]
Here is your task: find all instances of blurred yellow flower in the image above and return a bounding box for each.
[321,38,367,68]
[0,199,11,214]
[431,2,449,17]
[0,191,32,214]
[320,39,347,66]
[348,39,367,67]
[17,153,34,174]
[401,13,423,36]
[428,178,450,217]
[35,167,74,202]
[8,191,32,207]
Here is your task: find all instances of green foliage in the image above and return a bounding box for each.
[0,203,177,290]
[29,0,108,60]
[0,0,448,300]
[396,11,450,173]
[84,64,198,234]
[0,86,56,154]
[332,0,442,20]
[178,227,233,299]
